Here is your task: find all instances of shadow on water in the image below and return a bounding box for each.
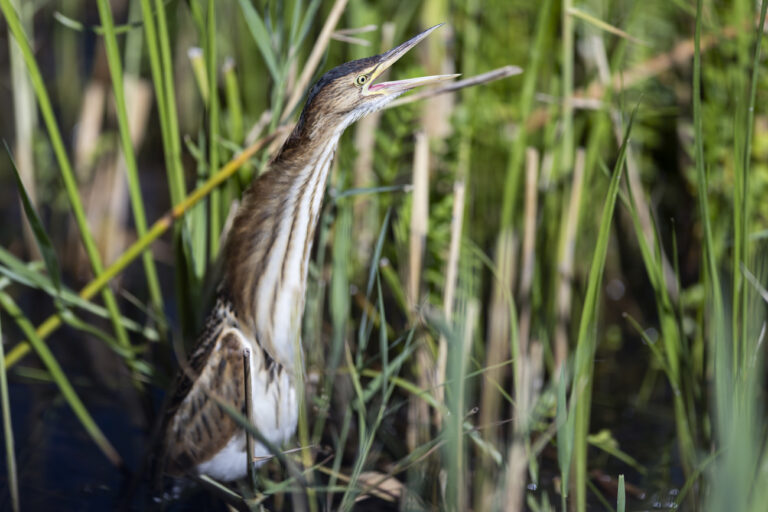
[0,360,231,511]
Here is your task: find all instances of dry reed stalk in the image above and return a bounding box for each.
[408,131,430,310]
[86,77,152,265]
[435,179,465,421]
[479,160,528,459]
[503,441,527,511]
[244,109,274,147]
[504,341,543,511]
[74,83,107,174]
[479,226,516,480]
[123,77,153,146]
[330,24,377,47]
[69,78,109,276]
[352,23,394,265]
[419,2,457,431]
[554,148,586,372]
[67,40,109,273]
[280,0,349,123]
[533,93,604,111]
[477,224,517,511]
[517,148,540,352]
[329,33,370,47]
[420,5,456,141]
[8,0,39,260]
[407,131,431,452]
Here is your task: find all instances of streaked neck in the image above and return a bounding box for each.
[222,128,342,369]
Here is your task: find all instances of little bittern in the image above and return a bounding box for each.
[158,24,456,482]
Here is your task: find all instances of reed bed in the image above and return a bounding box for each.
[1,1,767,510]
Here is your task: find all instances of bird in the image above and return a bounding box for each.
[157,24,457,482]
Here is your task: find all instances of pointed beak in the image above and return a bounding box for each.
[364,24,460,96]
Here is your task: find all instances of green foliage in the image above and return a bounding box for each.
[1,0,768,510]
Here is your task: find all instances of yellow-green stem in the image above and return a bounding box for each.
[4,131,281,369]
[0,292,122,467]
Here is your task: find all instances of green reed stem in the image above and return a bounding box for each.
[570,109,633,512]
[207,0,221,258]
[96,0,164,317]
[139,0,180,204]
[0,306,19,512]
[560,0,575,179]
[693,0,724,351]
[499,0,553,229]
[736,0,768,366]
[154,0,187,205]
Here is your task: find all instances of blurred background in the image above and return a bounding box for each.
[0,0,767,510]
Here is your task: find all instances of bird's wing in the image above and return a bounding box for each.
[161,327,248,475]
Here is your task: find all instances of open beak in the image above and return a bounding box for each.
[364,24,459,96]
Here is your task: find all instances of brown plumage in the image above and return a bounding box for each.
[158,24,457,482]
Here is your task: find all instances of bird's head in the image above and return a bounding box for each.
[295,24,458,138]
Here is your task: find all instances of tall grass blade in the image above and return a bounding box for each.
[53,10,143,35]
[500,0,553,228]
[569,106,636,512]
[692,0,723,328]
[736,0,768,368]
[556,367,573,510]
[96,0,164,317]
[237,0,281,81]
[0,308,19,512]
[567,7,647,46]
[140,0,186,206]
[0,292,122,467]
[280,0,349,123]
[560,0,575,181]
[206,0,222,259]
[357,208,392,359]
[5,143,61,293]
[153,0,187,205]
[0,250,158,341]
[617,474,626,512]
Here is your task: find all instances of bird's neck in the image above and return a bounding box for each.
[222,127,342,370]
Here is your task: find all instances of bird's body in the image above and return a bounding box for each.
[158,24,456,482]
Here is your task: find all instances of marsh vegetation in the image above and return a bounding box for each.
[1,0,767,510]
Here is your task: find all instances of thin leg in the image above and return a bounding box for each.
[242,348,254,483]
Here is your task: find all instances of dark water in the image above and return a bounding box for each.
[0,349,685,511]
[0,374,236,511]
[2,379,136,510]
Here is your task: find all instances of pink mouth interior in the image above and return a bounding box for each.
[368,81,398,91]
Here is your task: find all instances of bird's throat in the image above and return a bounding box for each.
[222,132,341,370]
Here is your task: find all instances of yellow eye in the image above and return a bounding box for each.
[355,74,369,87]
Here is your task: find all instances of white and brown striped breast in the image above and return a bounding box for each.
[161,89,350,483]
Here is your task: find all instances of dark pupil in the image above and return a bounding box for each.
[359,76,366,83]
